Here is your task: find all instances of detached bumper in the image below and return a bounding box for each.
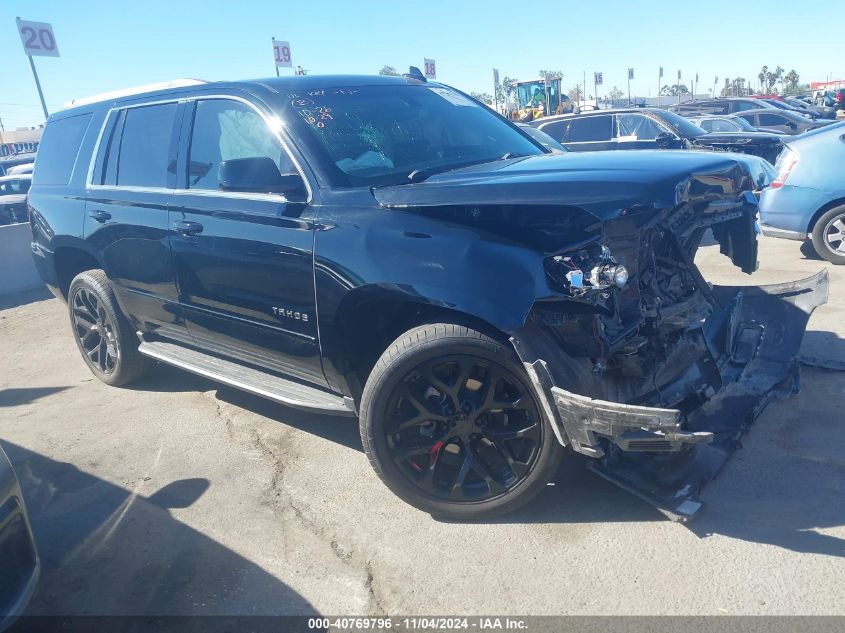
[515,270,829,522]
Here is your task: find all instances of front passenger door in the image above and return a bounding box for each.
[169,97,326,386]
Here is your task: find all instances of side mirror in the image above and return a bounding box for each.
[219,157,306,199]
[655,132,674,147]
[787,122,798,130]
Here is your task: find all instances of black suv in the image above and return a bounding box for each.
[668,97,777,116]
[29,74,826,520]
[532,108,784,163]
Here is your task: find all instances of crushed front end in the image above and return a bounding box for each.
[511,165,829,521]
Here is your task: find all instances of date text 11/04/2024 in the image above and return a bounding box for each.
[307,617,528,630]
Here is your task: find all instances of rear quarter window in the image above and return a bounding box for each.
[32,113,93,185]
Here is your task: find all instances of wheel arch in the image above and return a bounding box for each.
[328,284,523,401]
[807,197,845,234]
[52,240,103,300]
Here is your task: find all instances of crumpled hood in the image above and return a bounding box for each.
[373,151,775,221]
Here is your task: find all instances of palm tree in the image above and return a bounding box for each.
[758,66,768,93]
[784,69,800,93]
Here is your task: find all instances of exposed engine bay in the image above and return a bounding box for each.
[374,154,827,520]
[511,196,828,521]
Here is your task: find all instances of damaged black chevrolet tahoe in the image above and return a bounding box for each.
[29,73,828,521]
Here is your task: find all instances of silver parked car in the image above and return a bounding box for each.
[736,109,833,135]
[687,114,785,136]
[0,445,39,631]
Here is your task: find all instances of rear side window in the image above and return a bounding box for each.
[730,100,758,112]
[699,101,728,115]
[566,116,612,142]
[98,103,178,188]
[33,113,92,185]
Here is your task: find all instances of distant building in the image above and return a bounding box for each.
[809,80,845,91]
[0,127,42,158]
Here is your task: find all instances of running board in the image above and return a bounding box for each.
[137,337,356,416]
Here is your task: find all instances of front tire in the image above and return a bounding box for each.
[360,323,563,519]
[67,269,153,386]
[811,205,845,265]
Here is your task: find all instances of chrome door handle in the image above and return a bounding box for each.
[88,209,111,223]
[172,220,204,236]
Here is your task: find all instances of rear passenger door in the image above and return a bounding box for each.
[85,101,185,336]
[169,96,325,386]
[556,115,614,151]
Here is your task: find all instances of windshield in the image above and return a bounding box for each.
[284,84,544,187]
[784,98,809,110]
[520,125,568,152]
[654,109,707,138]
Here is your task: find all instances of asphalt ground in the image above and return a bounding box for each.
[1,234,843,617]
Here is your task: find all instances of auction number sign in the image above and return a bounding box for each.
[273,39,292,68]
[424,58,436,79]
[16,19,60,57]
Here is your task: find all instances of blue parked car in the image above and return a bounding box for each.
[760,120,845,264]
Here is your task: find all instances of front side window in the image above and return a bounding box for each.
[615,114,665,140]
[283,84,544,187]
[188,99,295,190]
[112,103,178,188]
[703,119,738,133]
[32,113,92,186]
[758,112,787,126]
[566,116,613,142]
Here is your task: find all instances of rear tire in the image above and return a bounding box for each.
[360,323,563,520]
[810,205,845,265]
[67,269,153,386]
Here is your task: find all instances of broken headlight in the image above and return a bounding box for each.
[546,244,628,297]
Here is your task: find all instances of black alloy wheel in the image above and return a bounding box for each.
[67,269,153,386]
[360,323,563,519]
[384,355,542,501]
[71,286,119,374]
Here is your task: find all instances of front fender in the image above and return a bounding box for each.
[314,206,555,393]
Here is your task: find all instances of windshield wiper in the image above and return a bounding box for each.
[500,152,531,160]
[406,153,532,184]
[406,157,500,183]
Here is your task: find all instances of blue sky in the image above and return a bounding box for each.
[2,0,842,128]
